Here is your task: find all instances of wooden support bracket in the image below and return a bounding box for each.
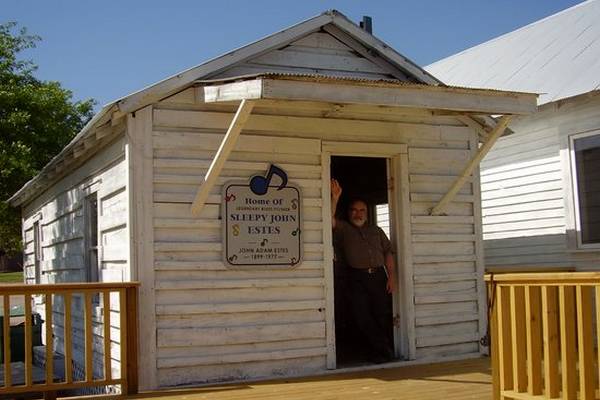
[430,115,512,216]
[458,115,492,141]
[190,99,255,216]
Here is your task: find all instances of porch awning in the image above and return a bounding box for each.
[198,73,538,115]
[190,73,538,217]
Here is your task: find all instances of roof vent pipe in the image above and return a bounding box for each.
[359,16,372,33]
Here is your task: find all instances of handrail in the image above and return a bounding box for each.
[486,272,599,400]
[485,265,576,274]
[0,282,140,294]
[486,271,600,284]
[0,282,139,398]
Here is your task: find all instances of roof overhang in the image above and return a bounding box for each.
[201,75,538,115]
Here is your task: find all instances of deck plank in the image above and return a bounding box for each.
[126,358,492,400]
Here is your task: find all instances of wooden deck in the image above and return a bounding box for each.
[118,357,491,400]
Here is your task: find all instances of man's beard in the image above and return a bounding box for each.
[350,217,366,227]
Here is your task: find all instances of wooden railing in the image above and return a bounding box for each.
[0,282,139,399]
[486,272,600,400]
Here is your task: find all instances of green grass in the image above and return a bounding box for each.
[0,271,23,283]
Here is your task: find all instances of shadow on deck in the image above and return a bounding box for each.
[116,357,492,400]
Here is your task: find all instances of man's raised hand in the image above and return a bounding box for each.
[331,179,342,201]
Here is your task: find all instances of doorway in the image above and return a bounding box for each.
[330,156,395,366]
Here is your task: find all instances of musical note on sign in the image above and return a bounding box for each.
[250,165,288,196]
[291,228,301,237]
[260,238,269,247]
[225,194,237,202]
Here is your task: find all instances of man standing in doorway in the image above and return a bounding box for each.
[331,179,396,363]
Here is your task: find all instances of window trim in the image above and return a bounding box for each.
[84,192,100,283]
[33,221,42,284]
[569,130,600,250]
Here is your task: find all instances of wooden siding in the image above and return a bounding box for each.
[21,136,129,380]
[212,31,396,81]
[153,87,484,386]
[480,95,600,270]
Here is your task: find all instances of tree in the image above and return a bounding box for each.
[0,22,95,257]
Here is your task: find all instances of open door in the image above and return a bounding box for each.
[330,156,400,366]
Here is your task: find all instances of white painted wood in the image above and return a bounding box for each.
[249,49,387,74]
[320,152,336,369]
[470,135,488,355]
[20,135,129,386]
[191,99,255,216]
[139,79,498,385]
[398,153,416,359]
[321,24,410,81]
[156,277,323,290]
[127,106,157,390]
[431,116,511,216]
[153,130,321,155]
[472,96,600,269]
[157,299,325,316]
[204,81,262,103]
[153,108,471,142]
[412,234,475,243]
[202,78,537,115]
[289,31,353,51]
[157,347,327,368]
[158,322,325,347]
[411,216,474,225]
[409,148,472,175]
[154,158,321,174]
[157,357,325,387]
[322,141,407,155]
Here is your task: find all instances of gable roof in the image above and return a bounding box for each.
[117,9,440,114]
[425,0,600,105]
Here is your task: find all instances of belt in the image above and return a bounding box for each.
[350,266,383,274]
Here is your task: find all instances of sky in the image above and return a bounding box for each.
[2,0,585,109]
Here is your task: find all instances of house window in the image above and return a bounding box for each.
[85,193,99,282]
[375,203,391,239]
[33,222,41,284]
[571,132,600,246]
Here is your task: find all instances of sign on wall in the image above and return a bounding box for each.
[223,165,302,267]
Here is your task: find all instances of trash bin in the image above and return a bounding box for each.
[0,312,43,363]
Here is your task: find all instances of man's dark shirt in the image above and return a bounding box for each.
[334,220,393,269]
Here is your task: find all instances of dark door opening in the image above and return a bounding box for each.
[331,156,394,367]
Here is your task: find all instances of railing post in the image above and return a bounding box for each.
[541,286,560,398]
[510,286,527,393]
[559,286,577,400]
[497,286,513,393]
[489,281,500,400]
[125,286,138,395]
[525,286,542,395]
[576,286,594,399]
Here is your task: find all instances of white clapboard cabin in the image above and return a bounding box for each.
[427,0,600,272]
[8,10,536,390]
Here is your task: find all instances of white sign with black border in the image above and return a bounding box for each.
[222,165,302,267]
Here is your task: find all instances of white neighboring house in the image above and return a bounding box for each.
[427,0,600,270]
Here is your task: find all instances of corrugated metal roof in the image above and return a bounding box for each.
[196,72,536,96]
[197,72,407,86]
[425,0,600,105]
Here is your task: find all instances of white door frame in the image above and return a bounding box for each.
[321,141,414,369]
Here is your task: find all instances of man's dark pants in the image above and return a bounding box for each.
[347,267,394,362]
